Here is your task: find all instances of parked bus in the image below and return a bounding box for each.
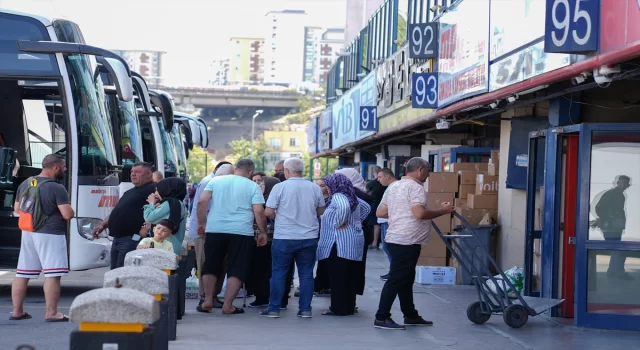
[0,10,134,270]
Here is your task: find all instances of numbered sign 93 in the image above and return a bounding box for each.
[408,23,439,59]
[359,106,378,131]
[544,0,600,53]
[411,72,438,109]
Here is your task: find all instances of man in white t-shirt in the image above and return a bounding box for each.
[376,168,397,281]
[373,157,454,331]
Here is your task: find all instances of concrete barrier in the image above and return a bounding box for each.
[104,266,170,350]
[69,287,159,350]
[124,249,179,341]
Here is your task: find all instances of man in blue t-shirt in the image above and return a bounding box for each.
[196,159,268,314]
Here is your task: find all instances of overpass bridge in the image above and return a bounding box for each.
[160,87,301,109]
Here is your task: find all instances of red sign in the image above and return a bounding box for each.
[98,196,119,208]
[600,1,640,54]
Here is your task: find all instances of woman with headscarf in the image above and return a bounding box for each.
[317,173,371,316]
[143,177,188,256]
[246,176,286,308]
[335,168,376,296]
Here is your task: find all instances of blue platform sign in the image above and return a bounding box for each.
[544,0,600,53]
[411,72,438,109]
[359,106,378,131]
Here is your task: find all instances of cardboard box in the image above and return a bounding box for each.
[425,172,458,193]
[475,174,499,195]
[490,150,500,164]
[459,171,486,185]
[421,231,447,258]
[467,194,498,209]
[488,162,499,176]
[454,198,467,208]
[415,266,456,285]
[450,163,488,172]
[458,184,475,199]
[448,257,463,285]
[416,256,447,267]
[453,207,498,226]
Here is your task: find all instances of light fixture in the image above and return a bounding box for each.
[335,89,344,97]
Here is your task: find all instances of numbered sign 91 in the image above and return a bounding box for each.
[408,23,439,59]
[411,72,438,109]
[544,0,600,53]
[359,106,378,131]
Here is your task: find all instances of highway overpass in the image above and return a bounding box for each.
[161,87,301,109]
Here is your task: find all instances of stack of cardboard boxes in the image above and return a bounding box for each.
[420,172,459,267]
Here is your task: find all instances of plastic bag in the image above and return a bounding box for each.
[185,268,200,299]
[485,266,524,295]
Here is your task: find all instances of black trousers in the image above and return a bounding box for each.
[375,243,421,321]
[314,258,330,292]
[247,242,291,305]
[355,222,373,295]
[328,244,358,315]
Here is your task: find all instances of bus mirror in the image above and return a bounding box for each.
[149,93,174,133]
[97,57,133,102]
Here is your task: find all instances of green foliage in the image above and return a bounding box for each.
[186,146,213,183]
[297,95,314,113]
[397,13,407,44]
[309,157,339,180]
[229,137,269,170]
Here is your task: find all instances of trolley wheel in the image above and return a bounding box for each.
[503,304,529,328]
[467,301,491,324]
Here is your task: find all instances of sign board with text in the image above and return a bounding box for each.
[359,106,378,131]
[490,41,570,91]
[412,72,438,109]
[318,133,331,152]
[544,0,600,53]
[491,0,546,60]
[599,0,640,56]
[409,22,439,59]
[358,69,377,139]
[438,0,490,108]
[331,86,360,149]
[320,109,333,134]
[375,45,412,117]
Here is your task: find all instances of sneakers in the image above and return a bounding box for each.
[248,301,269,308]
[297,310,312,318]
[259,310,280,318]
[404,316,433,326]
[374,318,406,330]
[380,274,390,281]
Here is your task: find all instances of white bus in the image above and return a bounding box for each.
[0,10,134,270]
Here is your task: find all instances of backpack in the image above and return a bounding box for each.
[18,177,54,232]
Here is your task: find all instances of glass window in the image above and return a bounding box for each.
[171,124,188,170]
[110,99,144,165]
[64,54,117,176]
[270,138,280,149]
[158,119,178,174]
[589,132,640,242]
[0,13,58,76]
[586,249,640,315]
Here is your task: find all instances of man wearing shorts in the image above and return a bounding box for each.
[11,154,73,322]
[197,159,268,314]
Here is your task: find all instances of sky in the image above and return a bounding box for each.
[0,0,347,85]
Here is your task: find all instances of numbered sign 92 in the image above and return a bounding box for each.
[411,72,438,109]
[544,0,600,53]
[408,23,439,59]
[359,106,378,131]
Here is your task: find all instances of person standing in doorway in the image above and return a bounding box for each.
[259,158,325,318]
[11,154,72,322]
[93,162,155,269]
[374,157,454,330]
[366,166,386,250]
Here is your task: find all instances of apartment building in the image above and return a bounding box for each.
[263,10,307,86]
[112,49,165,87]
[228,37,265,86]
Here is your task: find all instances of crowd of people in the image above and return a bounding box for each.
[9,153,455,331]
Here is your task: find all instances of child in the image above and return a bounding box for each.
[137,219,175,253]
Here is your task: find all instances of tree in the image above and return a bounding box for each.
[187,146,213,183]
[229,137,269,170]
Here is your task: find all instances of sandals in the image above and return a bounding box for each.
[9,312,32,321]
[45,315,69,322]
[222,307,245,315]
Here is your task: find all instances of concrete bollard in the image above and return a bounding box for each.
[177,245,190,319]
[124,249,179,341]
[69,287,159,350]
[104,266,170,350]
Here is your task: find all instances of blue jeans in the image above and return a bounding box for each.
[110,235,139,270]
[269,238,318,312]
[380,223,391,264]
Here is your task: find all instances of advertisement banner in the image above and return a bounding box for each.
[490,0,546,61]
[490,41,570,91]
[375,47,412,117]
[437,0,490,108]
[319,133,331,152]
[359,68,377,140]
[306,117,318,154]
[320,109,332,134]
[332,86,360,149]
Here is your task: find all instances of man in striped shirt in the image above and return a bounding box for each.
[374,157,455,330]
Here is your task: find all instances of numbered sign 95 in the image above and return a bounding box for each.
[411,72,438,109]
[359,106,378,131]
[408,23,439,59]
[544,0,600,53]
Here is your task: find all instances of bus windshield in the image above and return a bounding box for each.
[159,119,178,174]
[117,100,144,165]
[171,124,188,171]
[64,53,117,176]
